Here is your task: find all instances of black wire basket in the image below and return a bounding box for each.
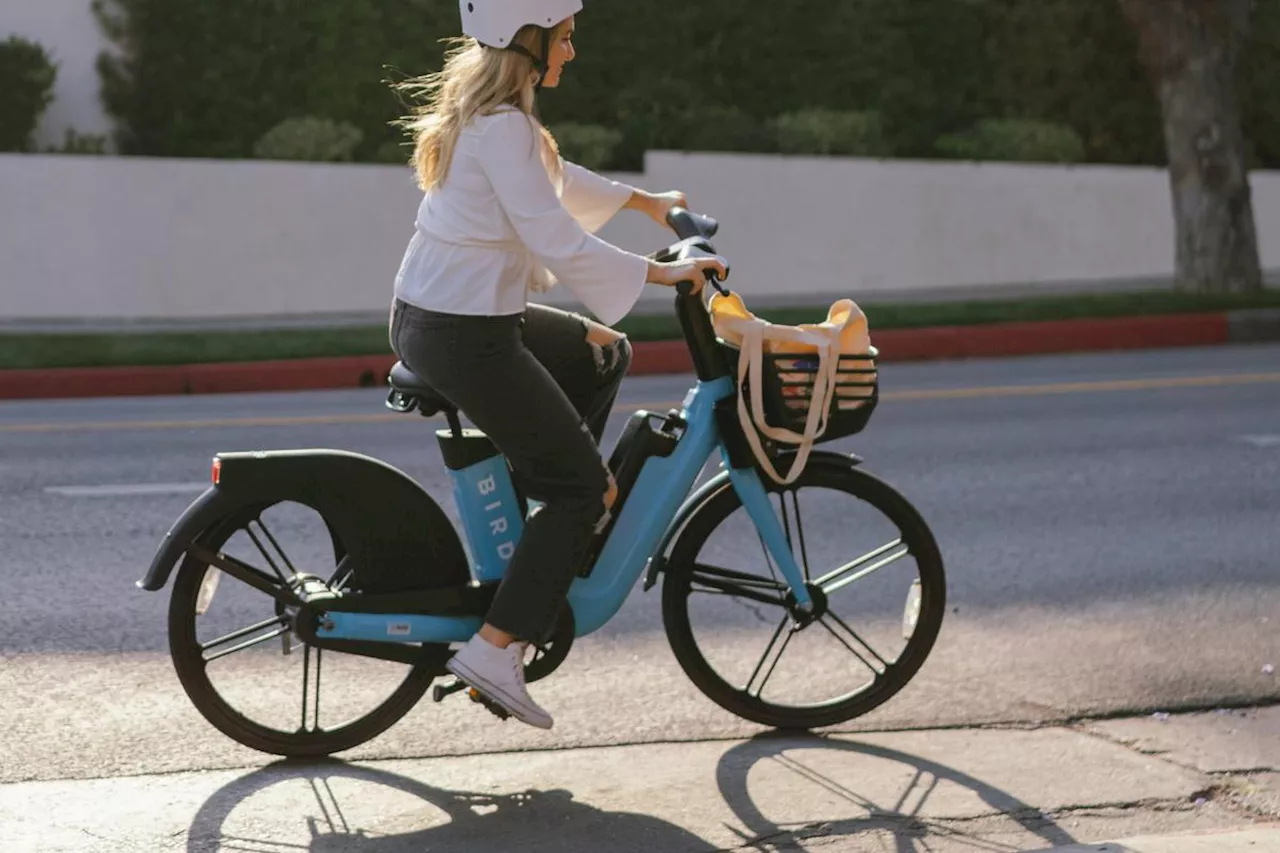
[721,344,880,443]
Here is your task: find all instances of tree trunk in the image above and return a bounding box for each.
[1120,0,1262,293]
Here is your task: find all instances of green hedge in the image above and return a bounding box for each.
[0,35,58,152]
[935,119,1086,164]
[91,0,1280,170]
[773,109,890,157]
[253,117,364,162]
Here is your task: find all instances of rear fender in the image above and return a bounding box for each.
[137,486,241,591]
[137,449,470,593]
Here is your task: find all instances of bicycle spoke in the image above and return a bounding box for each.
[814,539,909,595]
[188,545,293,603]
[778,492,793,553]
[817,611,889,676]
[327,554,354,590]
[688,564,790,609]
[204,624,290,663]
[691,563,790,590]
[301,643,313,732]
[200,615,287,654]
[789,490,812,582]
[311,647,324,733]
[746,616,795,698]
[256,517,298,574]
[297,644,328,733]
[244,519,292,586]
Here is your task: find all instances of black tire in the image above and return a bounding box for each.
[662,457,946,729]
[168,501,447,757]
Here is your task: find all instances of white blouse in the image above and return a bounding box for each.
[393,109,649,326]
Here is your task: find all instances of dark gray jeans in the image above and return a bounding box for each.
[389,298,632,643]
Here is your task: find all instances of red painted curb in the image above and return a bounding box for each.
[628,312,1231,375]
[0,355,397,400]
[0,312,1233,401]
[871,311,1229,362]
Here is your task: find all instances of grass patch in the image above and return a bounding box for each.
[3,288,1278,371]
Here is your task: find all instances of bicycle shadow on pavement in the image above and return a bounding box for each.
[182,733,1089,852]
[714,732,1083,851]
[184,758,718,853]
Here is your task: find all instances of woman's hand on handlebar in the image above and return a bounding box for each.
[646,256,729,292]
[628,189,689,230]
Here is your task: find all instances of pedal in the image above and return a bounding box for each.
[431,677,469,703]
[468,688,511,721]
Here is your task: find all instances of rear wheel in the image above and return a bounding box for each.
[168,500,452,757]
[662,456,946,729]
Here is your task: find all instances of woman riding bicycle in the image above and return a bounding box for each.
[388,0,728,729]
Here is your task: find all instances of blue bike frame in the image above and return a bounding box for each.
[317,375,812,645]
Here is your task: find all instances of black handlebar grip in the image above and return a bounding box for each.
[676,279,695,297]
[666,207,697,240]
[666,207,719,241]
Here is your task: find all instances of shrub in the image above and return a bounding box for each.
[0,35,58,152]
[253,117,363,162]
[47,128,109,155]
[934,118,1087,164]
[375,137,413,166]
[549,123,623,171]
[676,106,776,155]
[87,0,1280,169]
[772,109,890,157]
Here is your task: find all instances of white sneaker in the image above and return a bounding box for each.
[445,635,554,730]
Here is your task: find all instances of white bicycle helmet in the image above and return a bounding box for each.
[460,0,582,48]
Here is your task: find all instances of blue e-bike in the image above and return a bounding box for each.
[140,209,946,757]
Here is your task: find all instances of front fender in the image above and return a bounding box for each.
[642,449,864,591]
[136,486,241,591]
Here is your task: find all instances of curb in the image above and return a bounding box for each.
[0,310,1264,401]
[1026,826,1280,852]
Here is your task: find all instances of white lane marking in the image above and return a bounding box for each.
[1237,435,1280,448]
[44,482,209,497]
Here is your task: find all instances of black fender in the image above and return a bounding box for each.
[137,486,242,591]
[643,449,863,591]
[137,449,470,593]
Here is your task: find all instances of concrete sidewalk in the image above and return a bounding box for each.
[1031,827,1279,852]
[1,706,1276,852]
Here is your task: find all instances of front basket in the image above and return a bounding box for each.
[721,343,880,443]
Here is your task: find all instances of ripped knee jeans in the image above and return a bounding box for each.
[388,299,632,642]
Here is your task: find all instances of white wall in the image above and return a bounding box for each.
[2,152,1278,325]
[4,0,115,151]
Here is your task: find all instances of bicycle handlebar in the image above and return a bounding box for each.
[665,207,719,241]
[653,207,732,380]
[659,207,728,297]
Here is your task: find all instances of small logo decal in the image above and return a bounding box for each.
[387,622,412,637]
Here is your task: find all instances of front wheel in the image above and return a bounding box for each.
[662,456,946,729]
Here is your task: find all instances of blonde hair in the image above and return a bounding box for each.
[393,23,565,191]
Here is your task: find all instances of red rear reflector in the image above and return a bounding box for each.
[211,458,221,485]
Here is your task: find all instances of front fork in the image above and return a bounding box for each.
[720,450,814,611]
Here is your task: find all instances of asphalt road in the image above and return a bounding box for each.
[1,343,1277,785]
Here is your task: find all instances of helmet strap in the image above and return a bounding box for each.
[504,26,553,91]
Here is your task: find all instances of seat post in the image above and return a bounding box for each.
[444,409,464,437]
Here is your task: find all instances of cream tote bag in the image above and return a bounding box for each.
[709,292,876,485]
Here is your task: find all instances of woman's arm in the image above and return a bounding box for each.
[561,159,692,233]
[623,188,691,229]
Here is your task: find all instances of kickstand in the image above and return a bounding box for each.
[431,677,468,703]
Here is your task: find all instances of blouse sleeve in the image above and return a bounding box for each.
[559,160,634,233]
[475,112,647,326]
